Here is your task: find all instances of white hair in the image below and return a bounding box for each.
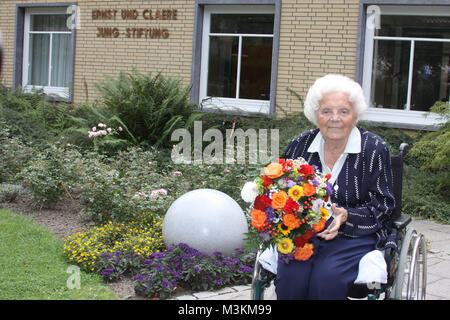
[303,74,367,125]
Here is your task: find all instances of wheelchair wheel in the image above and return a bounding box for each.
[392,228,427,300]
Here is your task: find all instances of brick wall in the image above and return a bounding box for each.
[0,0,360,114]
[275,0,360,116]
[0,0,195,103]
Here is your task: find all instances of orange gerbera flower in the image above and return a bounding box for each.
[250,209,267,230]
[283,213,301,229]
[263,162,284,179]
[302,183,316,197]
[312,218,326,232]
[271,190,289,209]
[294,243,314,261]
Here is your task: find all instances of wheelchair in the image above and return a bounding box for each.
[250,143,427,300]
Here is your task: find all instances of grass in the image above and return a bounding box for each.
[0,209,118,300]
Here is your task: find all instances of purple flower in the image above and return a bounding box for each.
[101,267,114,276]
[216,279,223,285]
[278,253,294,264]
[239,265,253,273]
[325,182,334,195]
[149,252,166,259]
[212,251,223,257]
[286,180,297,188]
[100,253,112,259]
[264,207,277,222]
[259,231,272,243]
[134,274,149,281]
[161,280,175,288]
[310,179,320,186]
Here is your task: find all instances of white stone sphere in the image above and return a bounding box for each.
[162,189,248,256]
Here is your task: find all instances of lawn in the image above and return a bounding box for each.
[0,209,118,300]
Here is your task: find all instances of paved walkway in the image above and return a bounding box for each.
[170,217,450,300]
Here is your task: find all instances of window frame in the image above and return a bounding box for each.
[191,0,281,116]
[356,1,449,130]
[14,3,77,102]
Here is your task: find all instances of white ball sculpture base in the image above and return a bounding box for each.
[162,189,249,256]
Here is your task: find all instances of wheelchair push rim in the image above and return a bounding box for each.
[392,228,427,300]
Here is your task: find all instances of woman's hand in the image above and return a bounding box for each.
[317,204,348,241]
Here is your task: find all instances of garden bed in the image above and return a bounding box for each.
[1,191,139,299]
[1,187,254,300]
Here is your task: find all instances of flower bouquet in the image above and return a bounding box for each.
[241,158,334,263]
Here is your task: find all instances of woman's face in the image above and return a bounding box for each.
[316,91,357,143]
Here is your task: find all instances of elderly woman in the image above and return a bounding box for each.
[275,74,395,300]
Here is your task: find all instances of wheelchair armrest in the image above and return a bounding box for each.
[392,214,411,231]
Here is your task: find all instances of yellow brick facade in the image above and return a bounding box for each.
[0,0,360,114]
[276,0,359,116]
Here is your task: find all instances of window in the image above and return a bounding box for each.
[16,5,76,101]
[198,5,277,115]
[360,4,449,129]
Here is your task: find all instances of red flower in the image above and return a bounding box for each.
[262,176,273,189]
[283,198,299,214]
[294,236,307,248]
[254,195,271,211]
[254,195,266,211]
[299,164,314,176]
[285,159,293,168]
[303,229,314,240]
[261,194,272,206]
[325,173,332,181]
[293,230,314,248]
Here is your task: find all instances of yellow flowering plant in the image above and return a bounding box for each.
[63,211,164,273]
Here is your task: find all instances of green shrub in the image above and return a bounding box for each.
[407,102,450,195]
[95,70,203,148]
[0,183,23,203]
[0,85,73,137]
[17,143,84,208]
[77,158,133,223]
[0,123,34,183]
[62,103,134,154]
[402,165,450,223]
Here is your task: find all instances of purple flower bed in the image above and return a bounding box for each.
[96,243,256,299]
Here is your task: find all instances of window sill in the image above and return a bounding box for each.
[199,97,270,116]
[23,85,71,102]
[360,107,446,131]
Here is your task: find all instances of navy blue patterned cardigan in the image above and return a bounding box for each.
[282,127,396,250]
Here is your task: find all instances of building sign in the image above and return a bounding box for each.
[92,9,178,39]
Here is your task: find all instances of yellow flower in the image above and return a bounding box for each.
[277,238,294,254]
[288,185,303,201]
[278,223,292,236]
[320,207,328,219]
